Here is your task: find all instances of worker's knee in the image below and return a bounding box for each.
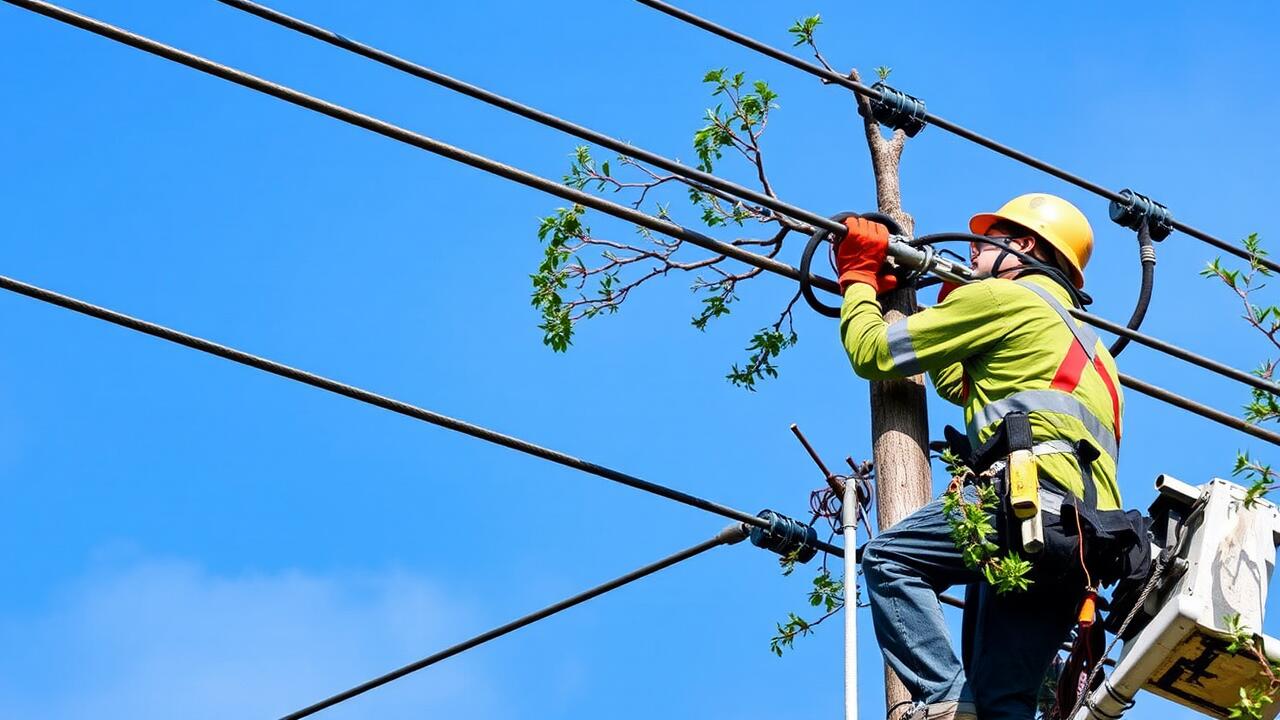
[860,534,892,586]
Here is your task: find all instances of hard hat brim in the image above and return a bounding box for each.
[967,212,1086,289]
[968,213,1002,237]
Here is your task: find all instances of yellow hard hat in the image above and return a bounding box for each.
[969,193,1093,288]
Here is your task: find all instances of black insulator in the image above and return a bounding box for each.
[749,510,819,563]
[1109,189,1173,241]
[861,82,928,137]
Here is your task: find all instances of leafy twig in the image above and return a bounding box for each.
[942,481,1034,593]
[1232,452,1280,509]
[1203,233,1280,515]
[1223,613,1280,720]
[771,569,845,656]
[1202,234,1280,425]
[726,290,802,391]
[529,71,801,385]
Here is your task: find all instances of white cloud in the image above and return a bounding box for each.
[0,558,503,719]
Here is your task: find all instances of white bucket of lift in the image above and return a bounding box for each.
[1075,476,1280,720]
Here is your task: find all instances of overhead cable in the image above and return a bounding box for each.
[0,273,841,556]
[213,0,844,236]
[0,0,824,291]
[1116,374,1280,447]
[5,0,1276,447]
[634,0,1280,274]
[1075,309,1280,397]
[210,0,971,286]
[281,523,750,719]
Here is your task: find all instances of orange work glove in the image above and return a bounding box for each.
[834,217,890,294]
[876,270,900,295]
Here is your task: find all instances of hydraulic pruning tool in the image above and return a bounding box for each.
[799,211,977,318]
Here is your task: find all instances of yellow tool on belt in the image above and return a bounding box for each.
[1008,447,1040,519]
[1009,448,1045,553]
[1003,414,1045,554]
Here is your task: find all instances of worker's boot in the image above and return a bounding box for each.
[903,700,978,720]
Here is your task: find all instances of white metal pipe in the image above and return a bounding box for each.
[844,481,859,720]
[1154,474,1201,506]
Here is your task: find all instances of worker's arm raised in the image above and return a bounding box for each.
[839,281,1012,381]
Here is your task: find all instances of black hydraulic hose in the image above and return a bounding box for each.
[7,0,1276,447]
[0,273,842,556]
[799,211,903,318]
[213,0,846,238]
[1107,222,1156,357]
[279,523,751,719]
[912,232,1088,306]
[634,0,1280,276]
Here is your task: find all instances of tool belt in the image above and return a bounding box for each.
[935,413,1152,597]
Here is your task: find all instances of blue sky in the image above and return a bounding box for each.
[1,1,1278,718]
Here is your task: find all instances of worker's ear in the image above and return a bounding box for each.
[1016,235,1042,257]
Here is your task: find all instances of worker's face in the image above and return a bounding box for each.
[971,232,1036,277]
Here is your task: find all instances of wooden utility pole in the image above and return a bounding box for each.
[868,290,933,714]
[848,70,935,716]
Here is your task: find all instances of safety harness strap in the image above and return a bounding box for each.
[1014,280,1123,447]
[1018,281,1100,359]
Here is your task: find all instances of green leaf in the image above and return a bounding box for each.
[787,14,821,46]
[725,326,798,390]
[690,292,733,330]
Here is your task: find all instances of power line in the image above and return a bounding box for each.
[207,0,1279,404]
[5,0,1276,448]
[212,0,845,238]
[1116,374,1280,446]
[211,0,970,287]
[634,0,1280,275]
[280,523,750,719]
[0,272,842,556]
[1076,309,1280,397]
[0,0,827,292]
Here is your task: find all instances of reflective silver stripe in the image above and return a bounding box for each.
[984,440,1078,475]
[971,389,1119,463]
[886,320,922,375]
[1039,490,1064,517]
[1031,439,1078,457]
[1016,280,1100,360]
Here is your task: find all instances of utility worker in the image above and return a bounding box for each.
[836,194,1126,720]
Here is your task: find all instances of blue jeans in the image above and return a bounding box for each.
[861,485,1085,720]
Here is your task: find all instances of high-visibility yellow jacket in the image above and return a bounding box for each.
[840,274,1124,510]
